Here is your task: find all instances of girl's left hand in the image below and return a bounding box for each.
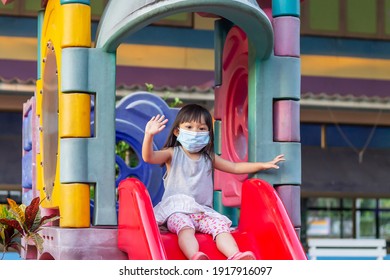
[266,154,285,169]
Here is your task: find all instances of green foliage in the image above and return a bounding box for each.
[0,197,60,260]
[162,92,183,108]
[115,140,138,168]
[145,83,154,92]
[115,140,130,162]
[90,184,95,200]
[144,82,183,108]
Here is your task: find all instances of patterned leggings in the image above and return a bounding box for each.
[167,212,230,240]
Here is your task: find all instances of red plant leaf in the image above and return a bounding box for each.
[0,218,24,235]
[2,225,16,244]
[1,225,22,255]
[39,213,59,227]
[4,225,15,237]
[24,197,40,230]
[7,242,21,252]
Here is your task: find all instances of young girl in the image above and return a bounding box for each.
[142,104,285,260]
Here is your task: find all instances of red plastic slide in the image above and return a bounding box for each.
[117,177,307,260]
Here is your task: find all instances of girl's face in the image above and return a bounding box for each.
[174,116,209,136]
[174,116,211,153]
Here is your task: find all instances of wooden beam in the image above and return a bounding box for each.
[301,108,390,126]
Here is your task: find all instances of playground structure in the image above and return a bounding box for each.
[19,0,305,259]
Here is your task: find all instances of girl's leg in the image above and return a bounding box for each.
[167,213,206,259]
[178,227,199,259]
[196,214,238,257]
[215,232,240,257]
[216,232,256,260]
[197,214,255,260]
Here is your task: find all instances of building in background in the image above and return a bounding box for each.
[1,0,390,249]
[299,1,390,247]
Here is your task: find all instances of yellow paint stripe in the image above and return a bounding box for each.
[117,44,214,70]
[0,36,37,61]
[301,55,390,81]
[3,36,390,80]
[0,36,214,71]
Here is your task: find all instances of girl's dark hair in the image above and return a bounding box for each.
[163,103,215,162]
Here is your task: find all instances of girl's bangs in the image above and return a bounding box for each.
[181,108,211,126]
[182,111,203,123]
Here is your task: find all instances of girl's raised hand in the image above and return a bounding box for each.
[145,114,168,136]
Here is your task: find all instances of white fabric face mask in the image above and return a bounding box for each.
[177,128,210,153]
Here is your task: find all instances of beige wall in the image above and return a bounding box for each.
[193,13,216,30]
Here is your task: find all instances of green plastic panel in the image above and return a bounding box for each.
[213,191,239,227]
[214,19,234,86]
[270,56,300,101]
[214,120,222,155]
[37,10,44,80]
[61,48,117,226]
[62,48,91,93]
[247,53,301,185]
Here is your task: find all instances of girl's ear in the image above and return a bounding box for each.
[173,127,179,137]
